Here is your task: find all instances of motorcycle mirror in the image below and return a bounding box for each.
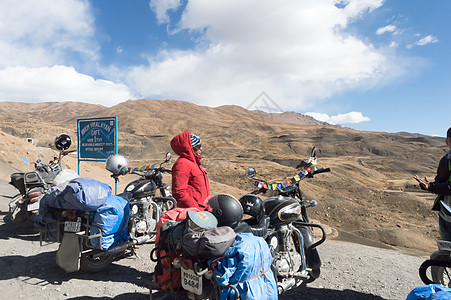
[22,157,30,165]
[311,146,317,158]
[165,152,172,163]
[245,167,257,179]
[307,200,318,208]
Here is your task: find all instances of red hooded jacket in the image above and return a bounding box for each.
[170,132,210,208]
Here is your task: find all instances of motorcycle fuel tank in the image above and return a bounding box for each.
[125,179,157,198]
[264,195,302,226]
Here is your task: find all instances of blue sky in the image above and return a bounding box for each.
[0,0,449,137]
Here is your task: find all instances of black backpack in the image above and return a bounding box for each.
[182,226,236,260]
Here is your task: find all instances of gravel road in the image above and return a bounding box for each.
[0,180,427,300]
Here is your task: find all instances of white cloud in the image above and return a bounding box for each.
[376,24,398,35]
[0,0,134,106]
[407,34,438,49]
[416,35,438,46]
[389,41,398,48]
[0,66,133,106]
[149,0,182,24]
[305,111,370,124]
[0,0,97,68]
[125,0,391,111]
[0,0,414,112]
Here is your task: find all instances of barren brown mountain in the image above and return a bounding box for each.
[0,99,446,256]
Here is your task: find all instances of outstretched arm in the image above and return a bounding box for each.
[414,175,451,195]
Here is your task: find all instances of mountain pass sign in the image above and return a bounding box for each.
[77,117,117,161]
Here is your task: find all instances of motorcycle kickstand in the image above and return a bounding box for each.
[120,245,139,259]
[130,245,140,259]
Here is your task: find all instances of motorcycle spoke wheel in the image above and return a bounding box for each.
[420,259,451,286]
[432,265,451,287]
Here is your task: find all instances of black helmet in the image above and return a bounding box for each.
[208,194,243,229]
[239,194,265,225]
[54,133,71,150]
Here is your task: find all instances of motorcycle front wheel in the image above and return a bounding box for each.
[80,252,116,272]
[432,265,451,287]
[419,259,451,286]
[307,267,320,282]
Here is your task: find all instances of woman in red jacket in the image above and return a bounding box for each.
[170,132,210,208]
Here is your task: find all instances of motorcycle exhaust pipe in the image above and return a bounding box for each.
[92,235,151,258]
[277,278,296,294]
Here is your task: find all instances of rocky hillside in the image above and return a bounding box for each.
[0,99,446,256]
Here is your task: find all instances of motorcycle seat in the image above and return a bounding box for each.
[117,191,133,201]
[247,215,270,238]
[10,173,26,194]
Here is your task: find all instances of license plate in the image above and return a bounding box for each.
[438,240,451,251]
[181,267,202,295]
[27,201,40,211]
[64,221,81,232]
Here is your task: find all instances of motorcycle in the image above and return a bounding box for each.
[37,153,176,273]
[419,240,451,286]
[241,146,330,292]
[149,147,330,299]
[9,135,75,222]
[112,152,176,241]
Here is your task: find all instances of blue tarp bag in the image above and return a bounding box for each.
[90,195,130,250]
[407,284,451,300]
[37,177,111,212]
[34,177,113,240]
[208,233,278,300]
[61,177,111,211]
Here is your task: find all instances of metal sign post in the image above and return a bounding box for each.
[77,117,118,193]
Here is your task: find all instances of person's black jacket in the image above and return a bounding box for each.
[428,152,451,195]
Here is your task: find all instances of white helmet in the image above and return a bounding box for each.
[105,154,129,175]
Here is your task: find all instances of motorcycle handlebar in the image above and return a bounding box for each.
[61,149,77,156]
[249,167,331,194]
[130,167,172,176]
[312,167,331,175]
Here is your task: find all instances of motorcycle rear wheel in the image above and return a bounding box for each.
[9,194,27,222]
[80,252,115,272]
